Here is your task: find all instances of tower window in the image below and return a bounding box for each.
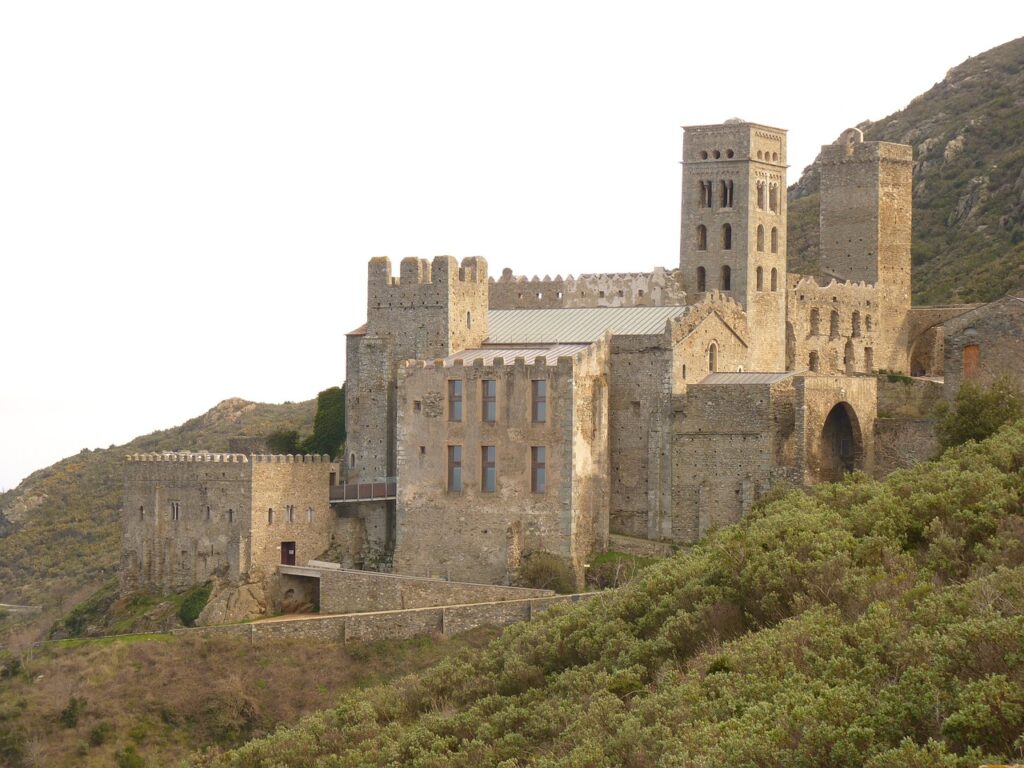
[699,180,713,208]
[708,343,718,372]
[756,266,764,291]
[466,311,472,328]
[268,508,274,525]
[448,380,463,421]
[482,379,497,422]
[447,445,463,492]
[810,308,821,336]
[481,446,496,493]
[531,379,547,423]
[771,268,778,292]
[719,180,734,208]
[771,226,778,253]
[721,265,731,291]
[830,310,840,339]
[697,266,706,292]
[531,446,547,493]
[722,224,732,251]
[756,181,765,210]
[769,183,779,213]
[696,224,707,251]
[756,224,765,252]
[170,501,180,522]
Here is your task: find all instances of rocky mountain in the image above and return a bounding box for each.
[788,36,1024,304]
[0,398,315,609]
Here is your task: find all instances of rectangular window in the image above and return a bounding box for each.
[531,379,547,423]
[287,505,295,523]
[482,379,497,422]
[448,445,463,492]
[268,508,274,525]
[170,501,180,521]
[531,446,546,493]
[481,446,496,492]
[307,507,314,523]
[448,380,463,421]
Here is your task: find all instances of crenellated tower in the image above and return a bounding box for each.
[679,121,787,371]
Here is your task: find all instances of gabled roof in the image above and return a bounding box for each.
[486,306,687,344]
[441,344,592,366]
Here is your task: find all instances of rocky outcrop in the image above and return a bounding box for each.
[196,581,269,626]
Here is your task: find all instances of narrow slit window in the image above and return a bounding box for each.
[697,266,706,292]
[531,446,546,493]
[696,224,707,251]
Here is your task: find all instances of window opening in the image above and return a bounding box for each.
[448,379,463,421]
[481,446,496,493]
[448,445,463,491]
[531,446,546,493]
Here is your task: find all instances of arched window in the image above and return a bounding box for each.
[696,266,706,292]
[719,180,733,208]
[770,268,778,291]
[756,225,765,252]
[809,351,820,372]
[756,266,764,291]
[769,183,779,213]
[721,265,731,291]
[810,308,821,336]
[830,310,840,339]
[771,227,778,253]
[700,180,713,208]
[722,223,732,250]
[756,181,765,210]
[851,311,861,337]
[708,343,718,372]
[696,224,707,251]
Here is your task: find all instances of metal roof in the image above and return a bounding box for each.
[486,306,687,344]
[443,344,592,366]
[699,371,799,385]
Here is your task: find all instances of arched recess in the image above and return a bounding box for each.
[909,325,944,377]
[816,402,863,482]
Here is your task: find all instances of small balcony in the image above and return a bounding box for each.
[329,477,397,503]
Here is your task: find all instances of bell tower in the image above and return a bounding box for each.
[679,120,787,371]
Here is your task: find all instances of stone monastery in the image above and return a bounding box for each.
[121,121,1024,617]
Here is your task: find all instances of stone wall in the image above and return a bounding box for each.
[671,376,797,543]
[943,297,1024,398]
[786,276,882,376]
[488,267,686,309]
[171,592,603,645]
[796,374,878,484]
[121,453,252,593]
[316,567,553,614]
[247,455,339,585]
[876,377,943,418]
[393,342,609,585]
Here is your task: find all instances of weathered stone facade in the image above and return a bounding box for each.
[123,118,1023,618]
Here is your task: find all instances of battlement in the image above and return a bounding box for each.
[401,353,577,374]
[369,256,489,287]
[489,266,685,309]
[125,452,333,464]
[126,452,249,463]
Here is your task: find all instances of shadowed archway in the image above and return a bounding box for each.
[817,402,863,482]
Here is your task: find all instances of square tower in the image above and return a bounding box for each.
[679,121,788,371]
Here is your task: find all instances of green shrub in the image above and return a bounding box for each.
[88,721,114,747]
[58,696,86,728]
[936,376,1023,450]
[0,650,21,679]
[177,582,213,627]
[514,551,576,593]
[115,744,146,768]
[266,429,300,455]
[586,551,657,589]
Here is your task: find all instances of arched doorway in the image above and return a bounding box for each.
[818,402,862,482]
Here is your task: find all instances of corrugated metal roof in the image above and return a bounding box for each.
[486,306,687,344]
[699,371,798,385]
[442,344,592,366]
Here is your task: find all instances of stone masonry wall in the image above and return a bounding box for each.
[393,350,591,584]
[786,276,883,375]
[247,455,339,585]
[488,267,686,309]
[121,453,252,594]
[317,567,553,614]
[943,297,1024,399]
[796,374,878,484]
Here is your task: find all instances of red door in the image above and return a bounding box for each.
[281,541,296,566]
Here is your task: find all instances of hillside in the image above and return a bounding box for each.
[788,36,1024,304]
[195,419,1024,767]
[0,398,315,616]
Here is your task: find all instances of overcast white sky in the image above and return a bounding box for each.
[0,1,1018,491]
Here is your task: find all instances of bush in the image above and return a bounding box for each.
[115,744,146,768]
[88,721,114,747]
[300,386,346,458]
[936,376,1024,450]
[266,429,300,455]
[177,582,213,627]
[58,696,86,728]
[586,551,657,589]
[514,552,577,593]
[0,650,21,679]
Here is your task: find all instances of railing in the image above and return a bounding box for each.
[329,478,397,503]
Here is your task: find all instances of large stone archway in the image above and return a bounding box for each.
[817,402,863,482]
